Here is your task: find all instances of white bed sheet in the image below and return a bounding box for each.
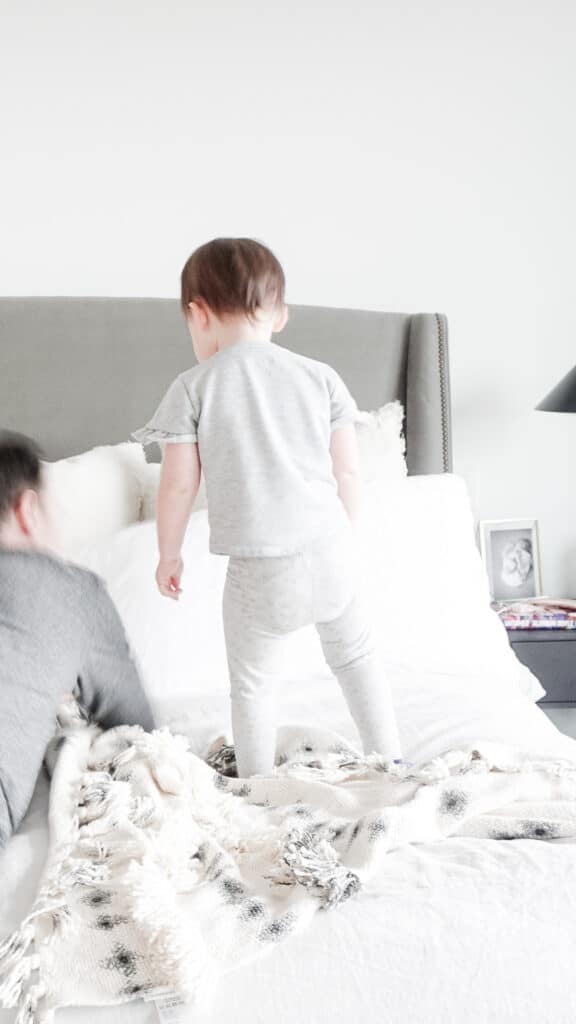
[2,675,576,1024]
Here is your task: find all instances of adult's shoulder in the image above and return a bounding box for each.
[0,549,106,626]
[1,548,103,591]
[58,557,113,608]
[39,555,118,632]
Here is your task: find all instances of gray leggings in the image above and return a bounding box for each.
[222,526,402,777]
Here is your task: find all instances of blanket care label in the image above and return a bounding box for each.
[154,993,191,1023]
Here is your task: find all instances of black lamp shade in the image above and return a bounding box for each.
[537,366,576,412]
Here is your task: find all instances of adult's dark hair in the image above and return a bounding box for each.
[0,432,44,522]
[181,237,286,319]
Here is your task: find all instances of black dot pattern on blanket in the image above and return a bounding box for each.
[368,818,388,841]
[241,899,266,921]
[120,982,154,998]
[521,819,560,839]
[439,789,469,819]
[101,943,142,979]
[93,914,127,931]
[293,805,312,818]
[220,877,246,905]
[490,819,561,841]
[82,889,112,908]
[259,913,297,942]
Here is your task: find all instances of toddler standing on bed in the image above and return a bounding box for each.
[133,238,402,777]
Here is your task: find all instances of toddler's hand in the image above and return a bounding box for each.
[156,557,184,600]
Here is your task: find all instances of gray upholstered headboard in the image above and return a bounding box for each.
[0,298,451,474]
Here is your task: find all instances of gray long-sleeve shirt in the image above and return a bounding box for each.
[0,549,155,848]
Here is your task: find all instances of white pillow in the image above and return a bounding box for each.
[274,473,543,701]
[139,462,208,521]
[78,515,229,697]
[137,402,406,521]
[360,475,544,700]
[355,400,407,484]
[77,473,543,704]
[43,443,146,559]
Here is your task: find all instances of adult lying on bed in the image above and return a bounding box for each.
[0,432,155,849]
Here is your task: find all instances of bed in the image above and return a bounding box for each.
[1,300,576,1024]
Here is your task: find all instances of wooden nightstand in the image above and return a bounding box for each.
[507,629,576,705]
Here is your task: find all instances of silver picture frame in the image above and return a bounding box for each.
[479,518,542,602]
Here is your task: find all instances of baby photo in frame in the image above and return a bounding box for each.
[479,519,542,602]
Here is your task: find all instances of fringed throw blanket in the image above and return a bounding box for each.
[2,720,576,1023]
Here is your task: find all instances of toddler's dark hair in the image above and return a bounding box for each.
[0,431,43,522]
[180,238,285,319]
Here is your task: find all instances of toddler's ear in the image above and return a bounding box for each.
[188,300,210,330]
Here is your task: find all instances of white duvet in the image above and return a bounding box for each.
[2,474,576,1022]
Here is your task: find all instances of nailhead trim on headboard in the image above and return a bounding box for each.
[435,312,451,472]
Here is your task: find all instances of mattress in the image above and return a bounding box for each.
[2,674,576,1024]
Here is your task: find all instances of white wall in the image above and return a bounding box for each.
[2,0,575,593]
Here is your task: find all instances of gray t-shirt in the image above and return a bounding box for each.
[133,341,358,556]
[0,550,155,848]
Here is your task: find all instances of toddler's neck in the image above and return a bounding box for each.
[214,315,273,352]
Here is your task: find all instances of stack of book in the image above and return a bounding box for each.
[493,598,576,630]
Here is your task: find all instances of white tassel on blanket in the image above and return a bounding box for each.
[2,718,576,1022]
